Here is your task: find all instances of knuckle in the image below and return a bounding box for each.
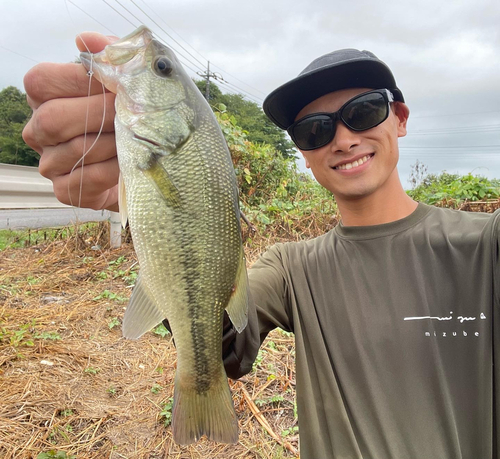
[23,63,50,102]
[32,102,60,142]
[52,179,71,206]
[37,155,53,179]
[22,121,35,147]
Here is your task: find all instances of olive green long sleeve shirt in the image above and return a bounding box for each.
[224,203,500,459]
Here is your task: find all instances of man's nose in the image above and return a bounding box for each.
[329,121,362,152]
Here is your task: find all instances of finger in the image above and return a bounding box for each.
[75,32,118,53]
[38,132,117,180]
[26,92,116,148]
[51,157,120,210]
[24,62,109,109]
[22,117,43,154]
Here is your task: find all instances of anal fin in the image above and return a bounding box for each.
[122,274,165,339]
[225,249,249,333]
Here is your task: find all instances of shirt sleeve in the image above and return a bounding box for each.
[223,244,292,379]
[493,210,500,306]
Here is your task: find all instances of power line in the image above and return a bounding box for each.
[101,0,137,28]
[73,0,269,104]
[411,109,500,119]
[67,0,118,36]
[132,0,268,100]
[407,127,500,136]
[0,45,39,64]
[400,145,500,149]
[106,0,206,73]
[222,79,263,103]
[129,0,268,99]
[217,79,263,105]
[210,62,268,97]
[137,0,209,64]
[128,0,207,69]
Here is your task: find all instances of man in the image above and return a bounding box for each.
[23,35,500,458]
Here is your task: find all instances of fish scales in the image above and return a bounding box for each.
[80,25,249,445]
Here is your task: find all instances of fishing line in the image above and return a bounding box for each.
[64,0,108,210]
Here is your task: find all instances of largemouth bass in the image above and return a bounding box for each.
[80,26,249,445]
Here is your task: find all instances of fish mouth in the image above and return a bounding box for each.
[133,134,162,148]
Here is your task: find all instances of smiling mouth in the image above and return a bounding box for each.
[333,153,374,170]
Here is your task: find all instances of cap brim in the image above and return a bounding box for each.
[263,59,404,130]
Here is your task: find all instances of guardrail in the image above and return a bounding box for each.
[0,163,67,209]
[0,163,122,247]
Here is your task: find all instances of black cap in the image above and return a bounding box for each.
[263,49,404,130]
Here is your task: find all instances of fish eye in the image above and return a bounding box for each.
[153,56,174,77]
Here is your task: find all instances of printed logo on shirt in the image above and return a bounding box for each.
[403,311,487,338]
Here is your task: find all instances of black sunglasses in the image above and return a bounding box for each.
[287,89,395,151]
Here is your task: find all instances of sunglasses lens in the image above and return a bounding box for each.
[290,115,334,150]
[342,92,388,130]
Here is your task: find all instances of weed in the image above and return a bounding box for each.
[84,366,100,375]
[255,394,284,407]
[37,451,76,459]
[34,331,61,341]
[93,290,127,303]
[266,340,277,350]
[151,383,163,394]
[252,349,264,371]
[107,386,117,397]
[153,323,170,338]
[123,270,138,286]
[281,425,299,437]
[159,398,174,427]
[7,321,36,349]
[96,271,108,280]
[108,256,127,266]
[108,317,121,330]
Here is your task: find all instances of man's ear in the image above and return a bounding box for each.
[393,102,410,138]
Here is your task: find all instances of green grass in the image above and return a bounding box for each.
[0,223,104,251]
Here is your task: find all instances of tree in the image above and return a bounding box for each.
[194,80,296,159]
[0,86,38,166]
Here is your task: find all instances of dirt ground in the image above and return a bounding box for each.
[0,232,299,459]
[2,199,498,459]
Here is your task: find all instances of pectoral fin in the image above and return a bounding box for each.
[118,172,128,229]
[141,160,182,208]
[122,274,165,339]
[225,250,250,333]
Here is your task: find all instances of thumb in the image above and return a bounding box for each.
[75,32,119,53]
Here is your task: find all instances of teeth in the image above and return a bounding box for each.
[335,154,372,170]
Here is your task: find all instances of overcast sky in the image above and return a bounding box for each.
[1,0,499,188]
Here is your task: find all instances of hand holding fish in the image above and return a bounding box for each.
[22,33,120,211]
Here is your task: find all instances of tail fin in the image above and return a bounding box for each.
[171,369,238,445]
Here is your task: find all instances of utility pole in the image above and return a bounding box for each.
[197,61,221,101]
[205,61,210,100]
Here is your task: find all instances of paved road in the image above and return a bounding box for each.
[0,207,111,230]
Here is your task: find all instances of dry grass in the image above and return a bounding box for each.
[1,201,495,458]
[0,224,307,459]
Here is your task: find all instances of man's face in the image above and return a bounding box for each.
[296,88,409,202]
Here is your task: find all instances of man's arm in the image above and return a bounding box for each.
[22,33,120,211]
[223,244,292,379]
